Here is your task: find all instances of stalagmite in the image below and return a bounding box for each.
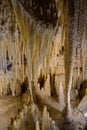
[51,120,59,130]
[36,121,40,130]
[42,106,59,130]
[42,106,49,130]
[31,103,41,122]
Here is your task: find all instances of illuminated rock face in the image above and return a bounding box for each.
[0,0,87,130]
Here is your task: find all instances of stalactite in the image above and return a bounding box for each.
[12,0,58,103]
[44,74,51,96]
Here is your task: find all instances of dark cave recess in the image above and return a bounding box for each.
[19,0,58,27]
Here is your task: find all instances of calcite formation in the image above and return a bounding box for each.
[0,0,87,130]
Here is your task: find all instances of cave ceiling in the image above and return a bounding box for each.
[19,0,58,27]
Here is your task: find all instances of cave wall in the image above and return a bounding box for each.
[0,0,29,97]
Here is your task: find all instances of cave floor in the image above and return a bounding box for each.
[0,95,21,130]
[34,95,63,128]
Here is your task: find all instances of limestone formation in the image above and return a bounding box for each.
[0,0,87,130]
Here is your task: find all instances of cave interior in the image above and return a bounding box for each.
[0,0,87,130]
